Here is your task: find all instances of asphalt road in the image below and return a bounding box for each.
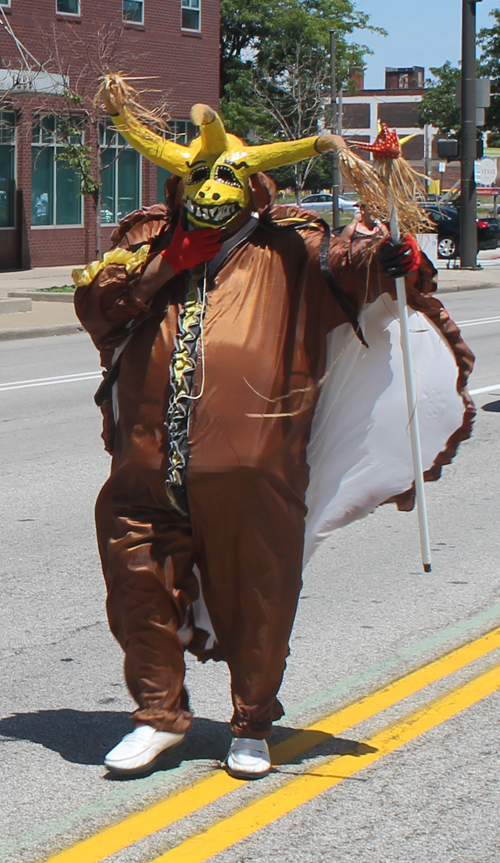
[0,288,499,863]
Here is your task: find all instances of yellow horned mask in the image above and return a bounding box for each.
[102,79,342,228]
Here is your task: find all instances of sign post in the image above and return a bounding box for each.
[460,0,483,269]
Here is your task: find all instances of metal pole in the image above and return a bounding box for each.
[389,204,432,573]
[460,0,479,268]
[423,125,430,191]
[337,85,343,136]
[330,29,340,230]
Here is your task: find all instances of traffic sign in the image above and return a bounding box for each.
[475,158,498,186]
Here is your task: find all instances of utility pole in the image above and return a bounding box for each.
[423,125,431,189]
[460,0,482,268]
[330,29,340,230]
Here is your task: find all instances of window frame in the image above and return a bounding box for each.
[122,0,144,25]
[0,111,17,230]
[56,0,81,17]
[100,118,142,226]
[0,0,12,9]
[156,119,195,201]
[181,0,201,32]
[31,114,84,229]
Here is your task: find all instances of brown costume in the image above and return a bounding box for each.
[75,181,474,739]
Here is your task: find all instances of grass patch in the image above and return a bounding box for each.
[39,285,77,293]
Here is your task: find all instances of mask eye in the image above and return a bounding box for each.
[187,165,210,185]
[214,165,241,188]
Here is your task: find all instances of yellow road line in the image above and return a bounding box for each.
[150,662,500,863]
[43,626,500,863]
[273,623,500,763]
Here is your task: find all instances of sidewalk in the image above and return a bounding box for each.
[0,259,498,341]
[436,261,500,292]
[0,266,83,340]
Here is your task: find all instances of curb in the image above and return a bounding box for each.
[7,283,500,299]
[437,281,500,294]
[0,283,497,341]
[0,323,84,341]
[0,298,32,314]
[7,291,75,303]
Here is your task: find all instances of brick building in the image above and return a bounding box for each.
[0,0,220,270]
[340,66,453,191]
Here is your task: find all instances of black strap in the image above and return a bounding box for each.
[317,219,369,348]
[94,354,123,407]
[263,214,368,348]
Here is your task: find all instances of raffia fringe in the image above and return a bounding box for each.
[96,73,169,143]
[337,148,433,236]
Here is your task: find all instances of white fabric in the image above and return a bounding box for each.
[178,564,216,651]
[303,293,465,564]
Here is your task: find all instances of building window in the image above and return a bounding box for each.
[56,0,80,14]
[31,116,83,226]
[123,0,144,23]
[0,0,12,8]
[181,0,200,31]
[156,119,195,200]
[100,119,141,224]
[0,112,16,228]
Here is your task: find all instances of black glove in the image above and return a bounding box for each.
[380,235,421,277]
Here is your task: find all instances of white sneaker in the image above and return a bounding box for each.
[104,725,185,775]
[225,737,271,779]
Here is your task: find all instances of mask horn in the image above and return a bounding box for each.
[110,111,193,176]
[190,104,229,157]
[241,137,321,175]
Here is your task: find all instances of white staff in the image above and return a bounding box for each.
[344,123,435,572]
[389,204,432,573]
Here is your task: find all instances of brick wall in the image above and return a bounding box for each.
[0,0,220,269]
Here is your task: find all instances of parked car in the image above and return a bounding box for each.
[424,205,500,258]
[301,193,359,213]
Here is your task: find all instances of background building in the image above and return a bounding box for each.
[340,66,455,194]
[0,0,220,269]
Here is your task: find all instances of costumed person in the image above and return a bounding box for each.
[74,76,475,779]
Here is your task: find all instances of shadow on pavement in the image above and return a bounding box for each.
[0,708,362,780]
[482,399,500,412]
[0,710,236,768]
[0,709,132,765]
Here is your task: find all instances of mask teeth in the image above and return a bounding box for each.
[186,199,239,223]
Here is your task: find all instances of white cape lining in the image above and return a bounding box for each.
[304,292,465,563]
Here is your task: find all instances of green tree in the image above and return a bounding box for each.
[479,7,500,145]
[220,0,385,198]
[419,9,500,145]
[417,61,461,136]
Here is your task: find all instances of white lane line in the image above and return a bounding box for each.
[457,315,500,328]
[0,371,101,392]
[3,376,498,397]
[469,384,500,395]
